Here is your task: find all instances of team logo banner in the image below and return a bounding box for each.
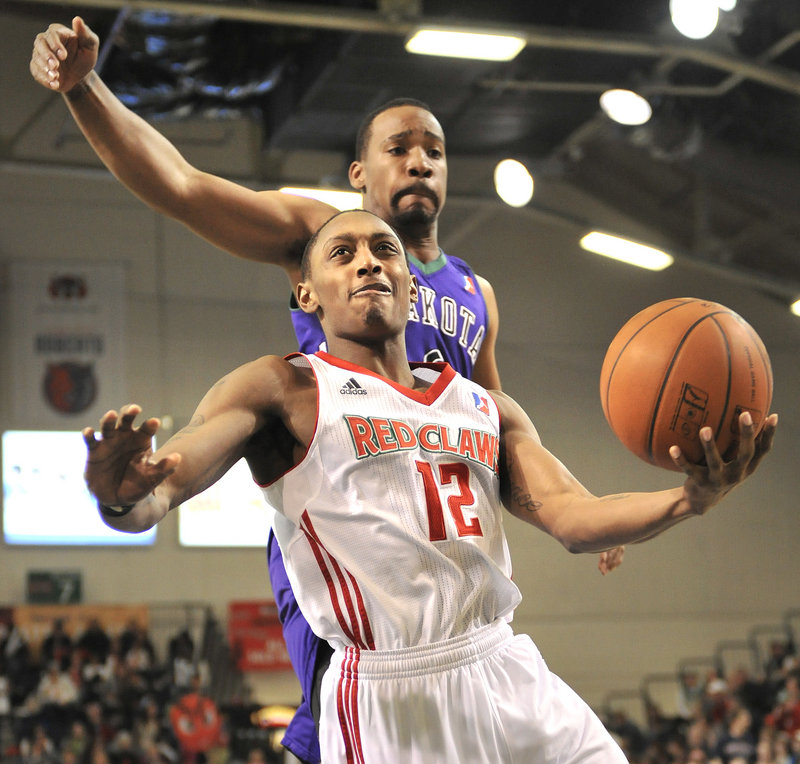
[8,261,126,428]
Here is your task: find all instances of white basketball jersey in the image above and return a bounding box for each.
[263,352,521,652]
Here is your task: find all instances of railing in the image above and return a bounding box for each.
[602,606,798,731]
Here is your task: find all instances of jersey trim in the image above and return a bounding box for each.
[407,249,448,276]
[300,510,375,651]
[315,351,457,405]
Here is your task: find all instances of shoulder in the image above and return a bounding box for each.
[205,355,316,410]
[488,390,541,443]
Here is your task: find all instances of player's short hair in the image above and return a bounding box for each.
[300,209,408,280]
[354,98,434,160]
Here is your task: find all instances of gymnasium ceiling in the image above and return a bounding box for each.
[4,0,800,301]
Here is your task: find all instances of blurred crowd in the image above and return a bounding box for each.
[0,616,288,764]
[3,613,799,763]
[607,637,800,764]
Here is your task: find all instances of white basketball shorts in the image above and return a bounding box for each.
[318,619,628,763]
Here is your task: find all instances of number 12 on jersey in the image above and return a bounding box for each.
[415,461,484,542]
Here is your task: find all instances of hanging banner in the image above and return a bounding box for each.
[8,261,126,429]
[228,600,292,672]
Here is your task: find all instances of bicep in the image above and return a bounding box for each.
[173,179,336,276]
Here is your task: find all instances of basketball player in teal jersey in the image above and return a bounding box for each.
[82,209,776,764]
[32,18,622,763]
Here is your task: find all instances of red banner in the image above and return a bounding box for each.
[228,600,291,672]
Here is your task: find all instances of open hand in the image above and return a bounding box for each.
[82,404,180,507]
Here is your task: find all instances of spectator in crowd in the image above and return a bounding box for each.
[61,718,92,762]
[1,617,35,705]
[39,619,73,671]
[169,672,223,764]
[19,722,58,763]
[33,660,80,742]
[680,671,708,720]
[78,618,113,663]
[766,673,800,738]
[83,646,117,703]
[710,706,758,763]
[120,622,157,669]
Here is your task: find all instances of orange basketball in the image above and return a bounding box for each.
[600,298,773,470]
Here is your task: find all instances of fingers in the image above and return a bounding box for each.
[745,412,778,475]
[90,404,161,444]
[151,453,182,477]
[598,546,625,575]
[699,425,723,474]
[82,425,99,450]
[32,24,73,89]
[73,16,91,41]
[732,410,756,471]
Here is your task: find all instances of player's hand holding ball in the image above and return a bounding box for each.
[600,297,777,510]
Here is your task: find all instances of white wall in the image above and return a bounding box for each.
[1,145,799,714]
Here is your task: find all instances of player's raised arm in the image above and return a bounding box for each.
[30,17,335,278]
[491,390,777,553]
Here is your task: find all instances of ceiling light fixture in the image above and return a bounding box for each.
[579,232,674,271]
[279,187,363,210]
[599,88,653,126]
[494,159,534,207]
[670,0,719,39]
[791,298,800,317]
[405,28,527,61]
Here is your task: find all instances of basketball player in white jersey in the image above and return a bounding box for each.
[83,209,776,764]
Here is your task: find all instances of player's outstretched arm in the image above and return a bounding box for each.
[83,355,306,533]
[492,390,778,553]
[30,17,335,276]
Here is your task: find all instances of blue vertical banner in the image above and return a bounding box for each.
[9,261,126,429]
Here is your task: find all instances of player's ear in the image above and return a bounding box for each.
[296,280,319,314]
[409,274,418,304]
[348,160,366,192]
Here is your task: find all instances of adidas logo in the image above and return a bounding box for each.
[340,378,367,395]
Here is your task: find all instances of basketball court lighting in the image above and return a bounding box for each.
[791,298,800,317]
[599,88,653,125]
[279,187,363,210]
[670,0,719,39]
[405,28,527,61]
[579,232,675,271]
[494,159,534,207]
[717,0,737,10]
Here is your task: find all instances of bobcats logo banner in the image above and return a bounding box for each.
[8,262,126,427]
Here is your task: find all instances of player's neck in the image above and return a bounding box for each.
[402,236,440,264]
[325,335,417,388]
[397,222,440,264]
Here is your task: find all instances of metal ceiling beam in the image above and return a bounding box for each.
[19,0,800,97]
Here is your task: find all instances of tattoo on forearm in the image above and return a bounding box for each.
[503,451,543,514]
[510,482,542,514]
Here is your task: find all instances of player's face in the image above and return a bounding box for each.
[349,106,447,234]
[298,211,417,341]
